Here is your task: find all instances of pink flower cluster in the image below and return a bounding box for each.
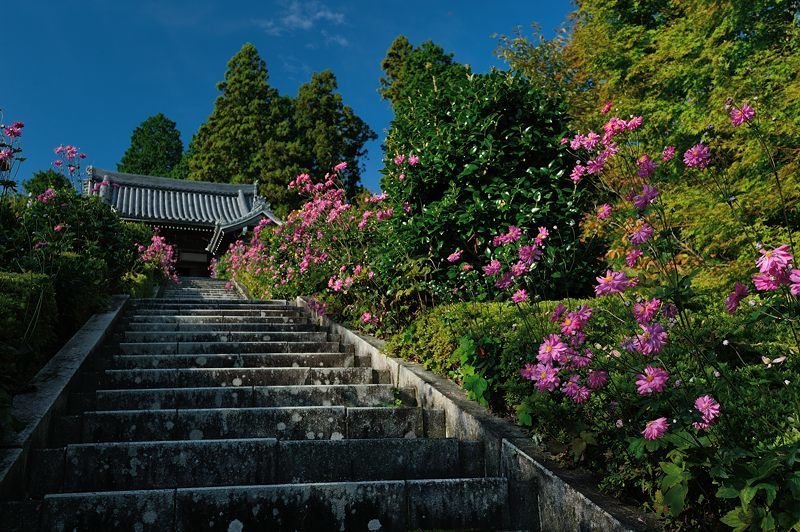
[138,233,179,284]
[393,153,419,166]
[521,304,598,403]
[37,188,57,203]
[751,245,798,293]
[360,311,379,325]
[53,144,87,176]
[3,121,24,139]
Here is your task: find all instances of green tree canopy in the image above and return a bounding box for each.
[378,38,594,300]
[185,44,375,215]
[22,169,72,196]
[188,43,279,184]
[379,35,413,102]
[258,70,376,214]
[117,113,183,176]
[379,38,468,107]
[496,0,800,289]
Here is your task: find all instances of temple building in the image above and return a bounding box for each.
[84,167,279,276]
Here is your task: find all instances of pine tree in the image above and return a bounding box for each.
[187,43,278,184]
[259,70,376,209]
[379,38,466,107]
[169,134,196,180]
[379,35,413,102]
[117,113,183,176]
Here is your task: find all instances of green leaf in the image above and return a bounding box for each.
[663,483,688,518]
[720,508,752,531]
[752,483,777,506]
[716,486,741,499]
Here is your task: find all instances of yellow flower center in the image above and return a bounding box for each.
[545,345,552,352]
[540,371,548,380]
[646,374,654,382]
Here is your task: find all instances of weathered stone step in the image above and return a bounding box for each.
[100,367,385,389]
[118,340,341,355]
[131,299,287,306]
[37,478,508,531]
[30,438,482,494]
[76,406,437,442]
[122,330,329,343]
[129,302,291,311]
[107,352,354,369]
[129,308,301,317]
[89,384,415,410]
[125,322,316,332]
[125,315,308,325]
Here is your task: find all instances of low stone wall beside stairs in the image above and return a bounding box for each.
[296,296,662,532]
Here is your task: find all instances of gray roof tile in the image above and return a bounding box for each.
[84,167,270,228]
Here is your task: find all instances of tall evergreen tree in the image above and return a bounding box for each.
[169,134,196,180]
[259,70,376,211]
[379,35,413,102]
[117,113,183,176]
[379,38,467,107]
[188,43,278,184]
[292,70,376,197]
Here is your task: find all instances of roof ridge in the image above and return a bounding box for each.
[88,167,255,195]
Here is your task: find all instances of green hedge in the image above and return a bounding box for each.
[0,271,57,355]
[0,271,59,409]
[122,268,160,299]
[52,252,109,340]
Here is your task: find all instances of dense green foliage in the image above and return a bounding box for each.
[387,293,800,529]
[0,272,57,363]
[379,40,597,303]
[497,0,800,291]
[21,169,72,196]
[117,113,184,177]
[186,43,375,216]
[188,43,278,185]
[260,71,377,211]
[218,38,585,332]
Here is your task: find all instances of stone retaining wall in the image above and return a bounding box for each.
[0,295,129,498]
[295,296,661,532]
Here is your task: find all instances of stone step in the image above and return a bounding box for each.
[125,322,316,332]
[129,308,301,317]
[99,367,386,389]
[76,406,437,443]
[107,352,354,369]
[131,299,287,306]
[124,315,308,324]
[89,384,415,410]
[118,340,341,355]
[29,438,482,494]
[36,478,508,531]
[122,330,329,343]
[129,302,291,311]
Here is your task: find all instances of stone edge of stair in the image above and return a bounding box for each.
[294,295,662,532]
[0,294,130,499]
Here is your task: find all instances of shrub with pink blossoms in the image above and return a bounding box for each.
[136,232,179,284]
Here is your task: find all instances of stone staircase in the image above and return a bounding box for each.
[5,277,519,531]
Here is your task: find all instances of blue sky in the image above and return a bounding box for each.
[3,1,573,192]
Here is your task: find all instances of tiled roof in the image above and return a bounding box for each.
[84,167,271,227]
